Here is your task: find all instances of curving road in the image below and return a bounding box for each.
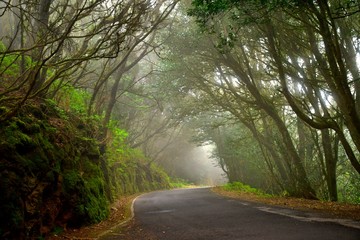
[102,188,360,240]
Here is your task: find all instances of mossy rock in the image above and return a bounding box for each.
[0,98,172,238]
[0,99,108,238]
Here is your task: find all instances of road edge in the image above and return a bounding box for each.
[97,194,141,239]
[212,187,360,230]
[97,187,210,239]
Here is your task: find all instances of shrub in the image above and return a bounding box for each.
[222,182,271,197]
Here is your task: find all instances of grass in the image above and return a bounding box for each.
[213,183,360,221]
[170,178,195,189]
[221,182,272,197]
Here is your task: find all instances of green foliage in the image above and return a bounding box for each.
[105,123,171,197]
[79,176,109,223]
[0,99,110,237]
[107,122,128,155]
[0,41,5,51]
[105,122,170,193]
[0,41,18,76]
[3,120,33,147]
[187,0,300,51]
[170,177,193,188]
[63,171,83,192]
[0,91,172,238]
[338,170,360,204]
[0,52,20,76]
[188,0,297,22]
[0,41,35,78]
[54,83,90,114]
[222,182,271,197]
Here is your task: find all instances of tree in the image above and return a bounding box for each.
[187,0,360,199]
[0,0,178,121]
[0,0,180,203]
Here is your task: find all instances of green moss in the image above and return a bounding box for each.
[82,177,109,223]
[63,171,82,193]
[0,98,172,238]
[62,165,109,225]
[29,123,41,133]
[0,106,8,115]
[32,132,53,151]
[3,122,31,146]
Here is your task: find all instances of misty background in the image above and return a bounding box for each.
[157,139,227,185]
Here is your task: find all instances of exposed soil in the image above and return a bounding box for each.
[50,188,360,239]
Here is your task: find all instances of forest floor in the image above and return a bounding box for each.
[50,187,360,239]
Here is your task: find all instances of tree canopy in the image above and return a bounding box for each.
[1,3,360,237]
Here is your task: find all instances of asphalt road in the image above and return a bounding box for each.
[103,188,360,240]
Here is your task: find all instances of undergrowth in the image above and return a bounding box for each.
[170,178,194,189]
[222,182,272,198]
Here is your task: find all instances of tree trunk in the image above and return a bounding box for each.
[321,129,338,201]
[221,53,316,199]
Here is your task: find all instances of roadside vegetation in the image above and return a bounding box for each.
[0,0,181,238]
[156,0,360,203]
[50,179,195,239]
[222,182,272,198]
[215,182,360,221]
[170,178,195,189]
[0,97,172,239]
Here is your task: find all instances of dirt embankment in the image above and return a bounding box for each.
[48,194,139,239]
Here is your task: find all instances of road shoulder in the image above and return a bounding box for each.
[212,187,360,221]
[49,194,140,239]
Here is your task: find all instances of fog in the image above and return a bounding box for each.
[159,142,227,186]
[186,145,227,185]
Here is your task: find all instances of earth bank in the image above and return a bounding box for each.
[0,99,170,239]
